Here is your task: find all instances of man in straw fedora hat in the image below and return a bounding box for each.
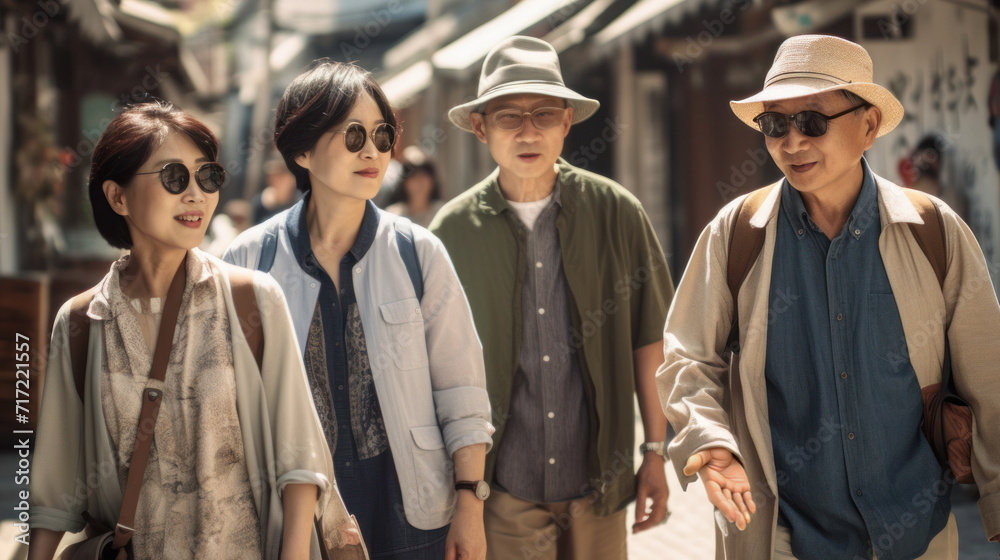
[658,34,1000,559]
[430,36,675,558]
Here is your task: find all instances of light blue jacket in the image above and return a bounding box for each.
[224,205,494,530]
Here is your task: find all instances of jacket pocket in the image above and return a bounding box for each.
[408,425,453,514]
[379,298,429,370]
[869,293,909,364]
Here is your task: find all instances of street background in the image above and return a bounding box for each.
[0,0,998,557]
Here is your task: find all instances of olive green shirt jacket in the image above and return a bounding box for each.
[430,159,674,515]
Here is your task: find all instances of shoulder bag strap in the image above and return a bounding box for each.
[725,186,772,353]
[68,287,99,401]
[395,221,423,301]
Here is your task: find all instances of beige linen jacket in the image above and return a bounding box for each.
[30,249,354,559]
[657,175,1000,558]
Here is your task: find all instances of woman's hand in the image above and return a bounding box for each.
[445,493,486,560]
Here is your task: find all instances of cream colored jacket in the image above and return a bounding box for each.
[657,176,1000,559]
[30,249,352,558]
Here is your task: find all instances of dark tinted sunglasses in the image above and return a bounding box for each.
[753,103,870,139]
[334,122,396,153]
[133,162,226,194]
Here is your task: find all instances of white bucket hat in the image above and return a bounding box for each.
[448,36,600,133]
[731,35,904,138]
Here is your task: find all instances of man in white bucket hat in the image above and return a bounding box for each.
[430,36,675,558]
[658,34,1000,559]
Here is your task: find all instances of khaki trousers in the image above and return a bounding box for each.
[483,489,628,560]
[773,514,958,560]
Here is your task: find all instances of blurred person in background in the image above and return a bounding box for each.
[225,59,494,560]
[431,36,674,559]
[385,146,445,228]
[253,155,301,225]
[202,198,252,257]
[900,133,970,221]
[27,101,359,560]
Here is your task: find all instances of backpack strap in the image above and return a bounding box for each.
[395,221,423,301]
[902,189,948,291]
[725,186,774,352]
[68,287,99,402]
[227,266,264,372]
[256,219,281,273]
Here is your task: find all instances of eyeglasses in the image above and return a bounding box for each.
[133,162,227,194]
[487,107,566,131]
[753,104,871,139]
[333,122,397,153]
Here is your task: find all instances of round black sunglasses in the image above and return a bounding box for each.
[133,162,227,194]
[332,122,397,153]
[753,103,871,139]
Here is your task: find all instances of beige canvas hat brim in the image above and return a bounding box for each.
[448,81,600,132]
[730,78,904,138]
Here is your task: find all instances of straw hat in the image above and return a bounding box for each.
[448,36,600,133]
[731,35,903,137]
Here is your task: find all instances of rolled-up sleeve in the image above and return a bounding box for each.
[253,273,337,514]
[415,230,495,457]
[940,208,1000,540]
[29,302,88,533]
[656,200,744,489]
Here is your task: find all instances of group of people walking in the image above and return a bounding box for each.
[26,31,999,560]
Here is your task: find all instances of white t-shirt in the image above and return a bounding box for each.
[507,193,554,231]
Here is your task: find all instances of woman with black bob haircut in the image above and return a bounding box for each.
[28,101,360,560]
[225,60,494,560]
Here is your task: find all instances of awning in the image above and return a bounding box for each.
[545,0,619,53]
[384,12,461,71]
[381,60,433,107]
[431,0,587,76]
[592,0,720,53]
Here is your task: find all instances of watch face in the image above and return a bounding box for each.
[475,481,491,501]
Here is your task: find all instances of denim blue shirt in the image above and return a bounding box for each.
[765,160,950,560]
[285,197,448,553]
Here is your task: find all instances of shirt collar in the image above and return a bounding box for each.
[780,157,879,241]
[285,193,381,273]
[479,158,570,215]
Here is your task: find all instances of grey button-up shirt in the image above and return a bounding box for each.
[495,180,591,503]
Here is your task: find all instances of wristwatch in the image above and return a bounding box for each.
[640,441,668,461]
[455,480,491,501]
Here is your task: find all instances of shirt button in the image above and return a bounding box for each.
[338,385,344,390]
[837,313,844,321]
[334,342,340,346]
[548,458,555,464]
[841,372,848,379]
[856,490,863,497]
[854,229,861,236]
[848,432,855,440]
[538,308,545,315]
[536,262,543,268]
[310,282,317,288]
[547,412,555,418]
[542,355,550,362]
[354,267,361,274]
[345,461,351,467]
[414,307,421,314]
[797,228,804,235]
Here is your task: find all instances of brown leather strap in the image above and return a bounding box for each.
[69,287,99,401]
[228,267,264,372]
[111,254,188,553]
[725,185,774,352]
[902,189,948,290]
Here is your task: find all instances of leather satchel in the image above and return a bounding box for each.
[59,255,189,560]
